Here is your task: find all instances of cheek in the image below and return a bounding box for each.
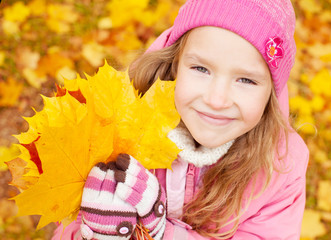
[241,87,271,120]
[174,76,191,109]
[245,107,264,125]
[174,84,186,112]
[240,98,267,127]
[174,90,180,110]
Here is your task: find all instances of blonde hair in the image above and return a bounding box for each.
[129,33,189,94]
[129,32,289,239]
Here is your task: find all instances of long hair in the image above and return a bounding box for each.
[129,32,289,239]
[129,33,190,94]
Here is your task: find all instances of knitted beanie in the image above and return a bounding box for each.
[150,0,296,96]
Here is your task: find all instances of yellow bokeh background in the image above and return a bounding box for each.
[0,0,330,239]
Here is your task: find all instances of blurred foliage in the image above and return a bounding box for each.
[0,0,330,239]
[290,0,331,239]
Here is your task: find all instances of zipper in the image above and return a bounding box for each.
[184,163,195,204]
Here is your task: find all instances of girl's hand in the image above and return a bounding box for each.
[80,162,137,240]
[115,154,167,240]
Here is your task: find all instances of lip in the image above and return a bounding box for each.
[196,111,234,126]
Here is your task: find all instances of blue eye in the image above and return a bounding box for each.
[238,78,256,85]
[192,66,209,74]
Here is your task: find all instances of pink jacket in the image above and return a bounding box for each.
[53,101,308,240]
[53,29,309,240]
[159,133,309,240]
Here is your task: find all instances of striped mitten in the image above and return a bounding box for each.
[80,162,137,240]
[114,154,167,240]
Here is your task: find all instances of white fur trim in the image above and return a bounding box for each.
[168,122,234,167]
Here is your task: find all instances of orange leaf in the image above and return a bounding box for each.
[6,158,39,191]
[37,52,74,77]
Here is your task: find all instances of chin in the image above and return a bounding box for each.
[195,138,228,149]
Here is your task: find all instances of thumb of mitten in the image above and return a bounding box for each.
[80,223,94,240]
[114,154,161,216]
[114,154,167,240]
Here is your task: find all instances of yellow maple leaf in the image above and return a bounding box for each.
[47,3,79,23]
[23,68,47,89]
[3,2,31,23]
[37,52,74,78]
[28,0,47,16]
[56,66,77,84]
[0,51,5,66]
[12,62,180,229]
[317,180,331,211]
[2,20,20,35]
[309,69,331,97]
[0,145,20,172]
[6,157,39,190]
[82,42,107,67]
[115,26,143,52]
[301,209,326,238]
[107,0,149,28]
[0,78,23,107]
[46,3,79,34]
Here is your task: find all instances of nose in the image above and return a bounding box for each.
[203,77,233,109]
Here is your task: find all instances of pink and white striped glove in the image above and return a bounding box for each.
[114,154,167,240]
[80,162,137,240]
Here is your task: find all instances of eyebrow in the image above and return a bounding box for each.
[183,53,270,81]
[232,68,271,81]
[182,53,211,66]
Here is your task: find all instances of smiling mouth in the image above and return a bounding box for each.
[197,111,234,126]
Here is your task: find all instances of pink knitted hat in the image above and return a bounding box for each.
[149,0,296,96]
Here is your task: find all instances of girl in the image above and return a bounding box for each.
[53,0,309,239]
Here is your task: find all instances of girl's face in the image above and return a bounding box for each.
[175,26,272,148]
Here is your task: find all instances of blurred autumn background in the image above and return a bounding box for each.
[0,0,330,239]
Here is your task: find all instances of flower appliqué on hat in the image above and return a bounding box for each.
[265,37,284,68]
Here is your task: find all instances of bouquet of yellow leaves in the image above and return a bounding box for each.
[8,62,180,231]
